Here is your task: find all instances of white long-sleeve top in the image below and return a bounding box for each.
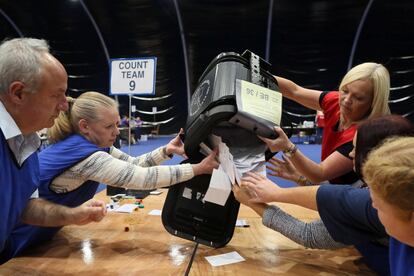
[49,146,194,193]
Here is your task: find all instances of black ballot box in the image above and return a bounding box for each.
[162,50,284,248]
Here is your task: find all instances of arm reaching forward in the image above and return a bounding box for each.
[21,198,106,226]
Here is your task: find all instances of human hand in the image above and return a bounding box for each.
[259,127,293,153]
[165,128,187,158]
[267,155,301,182]
[232,184,256,207]
[192,149,219,175]
[240,172,281,203]
[70,199,107,225]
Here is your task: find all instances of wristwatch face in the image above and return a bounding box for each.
[283,144,297,158]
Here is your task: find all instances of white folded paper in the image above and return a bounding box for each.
[205,251,245,267]
[203,166,232,206]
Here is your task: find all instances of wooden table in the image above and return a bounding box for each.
[0,190,375,275]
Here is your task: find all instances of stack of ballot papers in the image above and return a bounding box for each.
[201,134,266,206]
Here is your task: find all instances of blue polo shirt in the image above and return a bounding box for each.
[317,184,389,275]
[389,238,414,275]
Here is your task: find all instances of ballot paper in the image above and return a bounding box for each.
[148,209,162,216]
[205,251,245,267]
[150,190,163,195]
[208,135,239,185]
[218,142,235,184]
[235,219,249,227]
[230,145,266,175]
[199,142,213,156]
[209,134,222,149]
[110,203,137,213]
[203,166,232,206]
[200,140,239,186]
[234,164,242,185]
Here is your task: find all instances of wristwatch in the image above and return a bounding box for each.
[283,144,298,158]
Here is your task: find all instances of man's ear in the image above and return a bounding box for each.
[8,81,26,104]
[78,119,89,134]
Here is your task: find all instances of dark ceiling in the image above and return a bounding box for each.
[1,0,413,133]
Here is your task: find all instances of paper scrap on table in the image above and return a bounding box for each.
[148,209,162,216]
[205,251,245,267]
[113,203,137,213]
[203,166,232,206]
[150,190,163,195]
[236,219,249,227]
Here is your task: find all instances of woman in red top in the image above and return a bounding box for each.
[263,62,390,185]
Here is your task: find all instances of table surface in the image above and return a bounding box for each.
[0,189,375,275]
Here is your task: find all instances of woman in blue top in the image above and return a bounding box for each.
[363,137,414,276]
[4,91,219,260]
[234,115,414,275]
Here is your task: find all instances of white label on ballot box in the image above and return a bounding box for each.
[239,80,282,125]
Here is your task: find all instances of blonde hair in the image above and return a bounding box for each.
[339,63,391,124]
[363,137,414,214]
[48,91,118,142]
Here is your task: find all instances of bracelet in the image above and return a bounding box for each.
[163,147,174,159]
[283,143,297,158]
[296,175,313,186]
[296,175,307,186]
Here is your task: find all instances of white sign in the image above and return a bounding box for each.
[110,57,157,95]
